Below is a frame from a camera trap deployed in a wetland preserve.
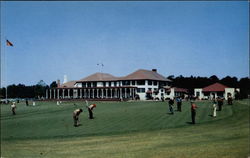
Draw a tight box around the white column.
[49,89,52,99]
[132,88,135,99]
[46,89,48,99]
[68,89,70,98]
[76,89,79,98]
[53,89,56,99]
[120,88,122,99]
[80,89,82,98]
[115,88,118,98]
[97,89,99,98]
[57,89,60,99]
[88,89,90,98]
[130,88,132,98]
[102,89,104,98]
[84,89,86,98]
[62,89,65,99]
[125,88,127,98]
[92,89,94,98]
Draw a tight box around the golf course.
[1,99,249,158]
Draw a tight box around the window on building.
[153,81,158,86]
[132,80,135,85]
[122,80,130,85]
[82,83,86,87]
[137,88,145,93]
[114,82,117,87]
[196,92,200,97]
[159,82,166,88]
[148,80,152,85]
[137,80,145,85]
[87,82,91,87]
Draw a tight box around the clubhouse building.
[194,82,240,100]
[46,69,175,101]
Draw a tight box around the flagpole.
[2,38,8,104]
[5,39,8,104]
[4,38,14,104]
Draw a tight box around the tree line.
[0,80,57,99]
[0,76,249,99]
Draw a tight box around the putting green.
[1,100,249,158]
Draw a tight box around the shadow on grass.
[167,113,174,115]
[186,122,194,125]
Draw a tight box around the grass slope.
[1,100,249,158]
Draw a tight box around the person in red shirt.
[88,104,96,119]
[191,101,198,124]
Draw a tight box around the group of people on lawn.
[9,100,97,127]
[10,94,233,127]
[73,103,96,127]
[168,95,232,124]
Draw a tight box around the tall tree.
[220,76,238,88]
[209,75,219,83]
[50,81,57,88]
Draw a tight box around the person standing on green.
[176,97,182,112]
[191,101,198,124]
[212,99,217,117]
[11,102,17,115]
[217,97,224,111]
[168,98,174,114]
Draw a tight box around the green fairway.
[1,100,249,158]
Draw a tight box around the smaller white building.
[194,83,240,100]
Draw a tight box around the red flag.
[6,40,13,46]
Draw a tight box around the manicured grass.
[1,100,249,158]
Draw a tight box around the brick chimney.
[57,79,60,88]
[152,69,157,72]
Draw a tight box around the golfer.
[212,99,217,117]
[73,108,83,127]
[88,104,96,119]
[217,97,224,111]
[11,102,17,115]
[168,98,174,114]
[227,95,233,105]
[190,101,198,124]
[176,97,182,112]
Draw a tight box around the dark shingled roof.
[75,69,171,83]
[121,69,171,81]
[202,83,229,92]
[77,73,119,82]
[59,81,76,88]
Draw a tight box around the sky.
[0,1,249,86]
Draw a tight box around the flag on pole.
[6,40,13,46]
